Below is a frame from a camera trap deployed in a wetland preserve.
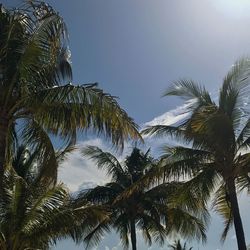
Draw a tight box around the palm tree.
[143,59,250,250]
[81,146,207,250]
[169,240,193,250]
[0,145,108,250]
[0,1,140,181]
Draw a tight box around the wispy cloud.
[140,102,194,156]
[58,103,189,191]
[58,138,111,192]
[143,101,191,128]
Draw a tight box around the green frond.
[113,213,130,249]
[84,217,112,249]
[1,1,70,108]
[11,145,35,180]
[188,106,235,153]
[110,167,162,205]
[164,79,213,108]
[235,174,250,192]
[138,213,166,246]
[184,166,220,203]
[21,119,58,184]
[141,125,185,140]
[56,142,77,164]
[212,184,233,242]
[69,203,111,244]
[166,207,207,243]
[160,145,213,179]
[82,146,127,182]
[161,146,212,160]
[82,183,124,205]
[236,117,250,148]
[237,134,250,151]
[219,58,250,136]
[27,84,141,148]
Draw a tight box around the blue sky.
[4,0,250,249]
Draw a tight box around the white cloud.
[140,102,194,156]
[143,102,191,128]
[142,99,197,131]
[58,103,192,191]
[58,138,111,192]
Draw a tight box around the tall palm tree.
[0,1,140,181]
[81,146,207,250]
[143,59,250,250]
[169,240,193,250]
[0,145,108,250]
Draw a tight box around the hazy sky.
[3,0,250,249]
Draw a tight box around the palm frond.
[21,119,58,184]
[189,166,220,198]
[142,125,185,140]
[56,142,76,164]
[164,79,213,108]
[27,84,141,148]
[166,207,207,243]
[82,183,124,204]
[236,118,250,149]
[219,58,250,135]
[138,213,166,246]
[108,213,130,249]
[212,184,233,242]
[82,146,128,182]
[84,217,112,249]
[160,145,212,179]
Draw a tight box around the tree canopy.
[143,58,250,250]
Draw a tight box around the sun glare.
[213,0,250,18]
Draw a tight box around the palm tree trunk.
[227,178,247,250]
[130,219,137,250]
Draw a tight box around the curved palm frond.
[160,145,213,179]
[142,125,185,140]
[83,217,112,249]
[164,79,213,109]
[137,212,166,246]
[82,146,128,182]
[0,1,141,182]
[219,58,250,134]
[20,118,58,184]
[24,84,141,148]
[166,207,207,243]
[213,184,233,242]
[82,183,124,205]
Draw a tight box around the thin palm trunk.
[227,179,247,250]
[130,218,137,250]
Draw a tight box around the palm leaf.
[82,146,127,181]
[164,79,213,109]
[213,184,233,242]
